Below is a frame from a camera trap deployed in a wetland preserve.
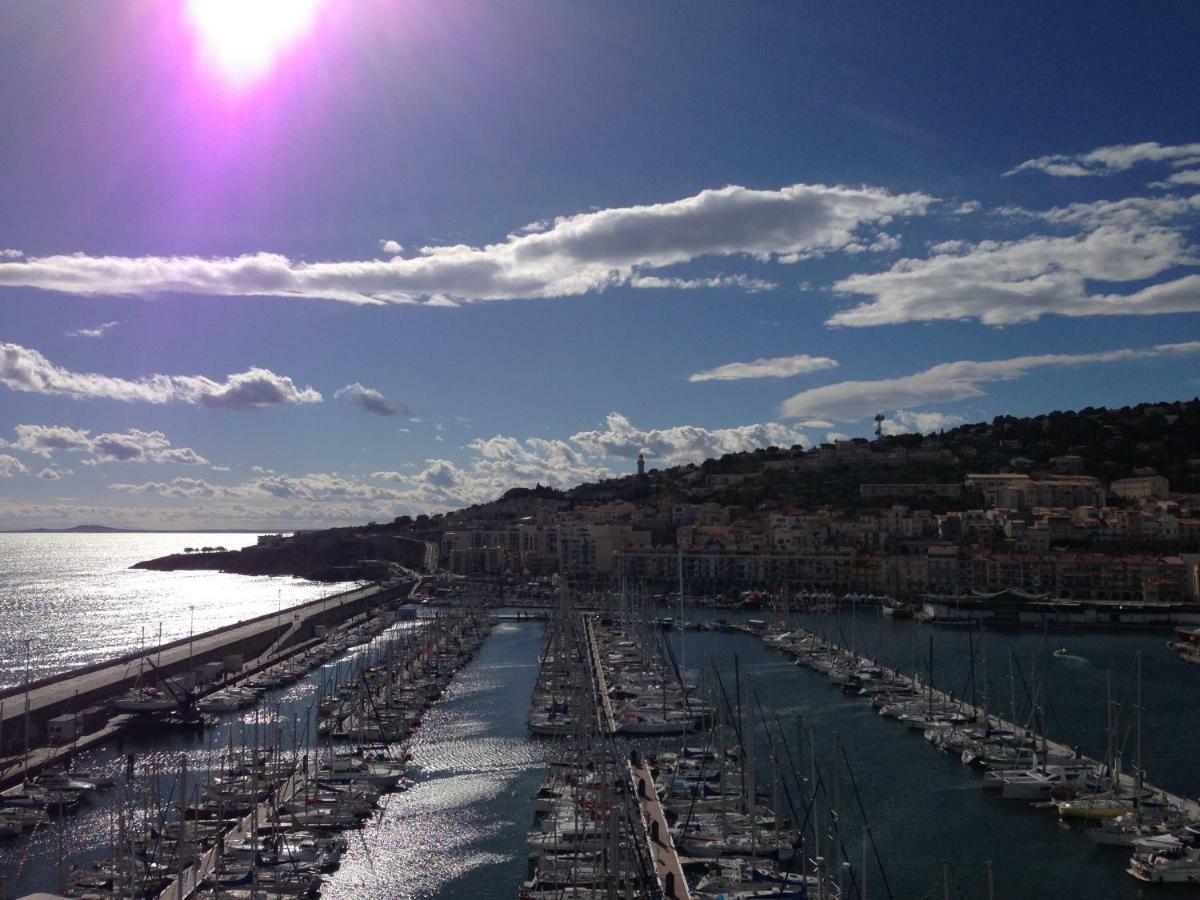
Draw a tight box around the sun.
[185,0,324,89]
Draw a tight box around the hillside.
[431,398,1200,528]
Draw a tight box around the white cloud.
[334,383,413,417]
[65,320,119,339]
[92,429,208,464]
[372,437,611,509]
[0,454,28,477]
[828,221,1199,327]
[825,432,850,443]
[9,409,840,527]
[1150,169,1200,189]
[689,353,838,383]
[110,477,238,499]
[1005,142,1200,177]
[7,424,93,456]
[1036,194,1200,228]
[630,274,777,292]
[0,342,321,409]
[116,435,610,516]
[843,232,901,254]
[779,342,1200,422]
[570,412,810,465]
[0,250,22,259]
[954,201,982,215]
[0,182,932,305]
[379,239,404,255]
[8,424,208,465]
[881,410,964,435]
[36,467,61,480]
[928,239,967,254]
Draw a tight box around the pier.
[582,615,617,735]
[0,581,411,783]
[5,604,492,899]
[631,755,691,900]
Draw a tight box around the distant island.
[21,524,134,534]
[10,525,271,534]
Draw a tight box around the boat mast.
[1135,650,1143,802]
[23,637,32,776]
[677,548,685,673]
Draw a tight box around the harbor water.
[669,623,1200,899]
[2,613,1198,897]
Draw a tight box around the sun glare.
[186,0,324,89]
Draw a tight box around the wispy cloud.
[65,320,119,339]
[630,274,777,292]
[28,409,821,525]
[1005,141,1200,177]
[689,354,838,383]
[0,183,932,305]
[334,383,413,417]
[779,342,1200,422]
[6,424,208,465]
[828,194,1200,327]
[1150,169,1200,189]
[0,341,322,409]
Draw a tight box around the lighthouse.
[637,453,646,477]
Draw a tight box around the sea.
[2,533,1199,898]
[0,532,364,689]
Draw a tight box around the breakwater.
[0,581,411,769]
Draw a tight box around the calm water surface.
[0,533,363,688]
[323,619,550,899]
[668,612,1200,900]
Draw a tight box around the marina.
[2,571,1200,897]
[1,601,492,899]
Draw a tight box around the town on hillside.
[425,400,1200,620]
[166,400,1200,623]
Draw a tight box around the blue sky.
[1,0,1198,529]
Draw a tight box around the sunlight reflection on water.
[321,621,549,899]
[0,533,363,687]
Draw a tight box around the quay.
[732,620,1200,823]
[631,754,691,900]
[0,580,412,783]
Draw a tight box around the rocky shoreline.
[133,527,433,582]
